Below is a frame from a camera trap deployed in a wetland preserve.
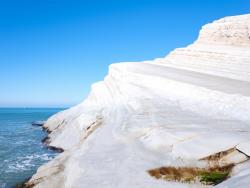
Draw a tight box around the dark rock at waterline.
[47,146,64,153]
[42,126,51,133]
[12,177,34,188]
[41,136,50,144]
[31,121,45,126]
[42,136,64,153]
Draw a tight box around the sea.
[0,108,64,188]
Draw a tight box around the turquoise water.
[0,108,64,188]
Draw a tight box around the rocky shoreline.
[41,127,64,153]
[13,124,64,188]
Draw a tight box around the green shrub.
[199,171,229,185]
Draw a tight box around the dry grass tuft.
[148,163,234,185]
[201,148,235,161]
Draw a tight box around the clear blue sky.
[0,0,249,107]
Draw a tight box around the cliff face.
[161,14,250,82]
[28,14,250,188]
[197,14,250,46]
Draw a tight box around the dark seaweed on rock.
[31,121,45,126]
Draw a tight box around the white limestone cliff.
[28,14,250,188]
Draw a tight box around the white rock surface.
[29,14,250,188]
[237,140,250,157]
